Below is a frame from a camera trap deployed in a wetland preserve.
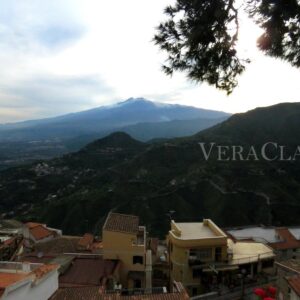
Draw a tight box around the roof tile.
[288,276,300,296]
[103,213,139,234]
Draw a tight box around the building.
[18,252,120,290]
[102,213,152,290]
[228,226,300,260]
[0,261,59,300]
[168,219,275,296]
[50,281,189,300]
[287,276,300,300]
[23,222,62,244]
[276,259,300,300]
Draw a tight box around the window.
[133,256,144,264]
[192,269,202,278]
[215,247,222,262]
[190,248,212,260]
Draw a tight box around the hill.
[1,103,300,237]
[0,98,229,169]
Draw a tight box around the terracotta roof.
[30,225,55,241]
[0,273,30,288]
[77,234,94,249]
[32,263,59,280]
[0,262,58,296]
[288,276,300,296]
[269,228,300,250]
[26,222,43,229]
[34,236,81,253]
[103,213,139,234]
[59,257,118,287]
[50,287,189,300]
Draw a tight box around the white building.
[0,261,59,300]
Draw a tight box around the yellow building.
[102,213,152,290]
[168,219,275,296]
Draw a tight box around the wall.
[103,230,146,288]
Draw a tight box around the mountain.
[0,98,229,169]
[0,98,230,141]
[1,102,299,237]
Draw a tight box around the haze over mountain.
[0,98,229,169]
[0,98,229,140]
[0,102,299,236]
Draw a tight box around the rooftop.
[288,276,300,296]
[26,222,44,229]
[0,273,29,289]
[30,225,54,241]
[270,228,300,250]
[0,261,58,290]
[276,259,300,274]
[170,219,227,240]
[228,226,300,247]
[227,227,278,243]
[228,239,275,265]
[103,213,139,234]
[34,236,81,253]
[59,256,119,287]
[77,233,94,250]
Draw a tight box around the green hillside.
[1,103,300,237]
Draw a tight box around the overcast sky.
[0,0,300,123]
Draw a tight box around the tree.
[154,0,300,94]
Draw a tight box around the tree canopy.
[154,0,300,94]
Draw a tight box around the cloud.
[0,75,115,122]
[0,0,299,123]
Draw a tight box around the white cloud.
[0,0,299,122]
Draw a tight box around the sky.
[0,0,300,123]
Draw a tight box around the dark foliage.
[154,0,300,93]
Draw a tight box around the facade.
[168,219,275,296]
[228,226,300,260]
[276,259,300,300]
[0,261,59,300]
[50,281,189,300]
[102,213,152,289]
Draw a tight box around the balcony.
[133,226,146,247]
[188,255,208,267]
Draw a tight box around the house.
[50,281,189,300]
[102,213,152,290]
[0,261,59,300]
[17,252,121,290]
[58,254,120,289]
[23,222,61,244]
[76,233,94,251]
[168,219,275,296]
[227,226,300,260]
[276,259,300,300]
[287,276,300,300]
